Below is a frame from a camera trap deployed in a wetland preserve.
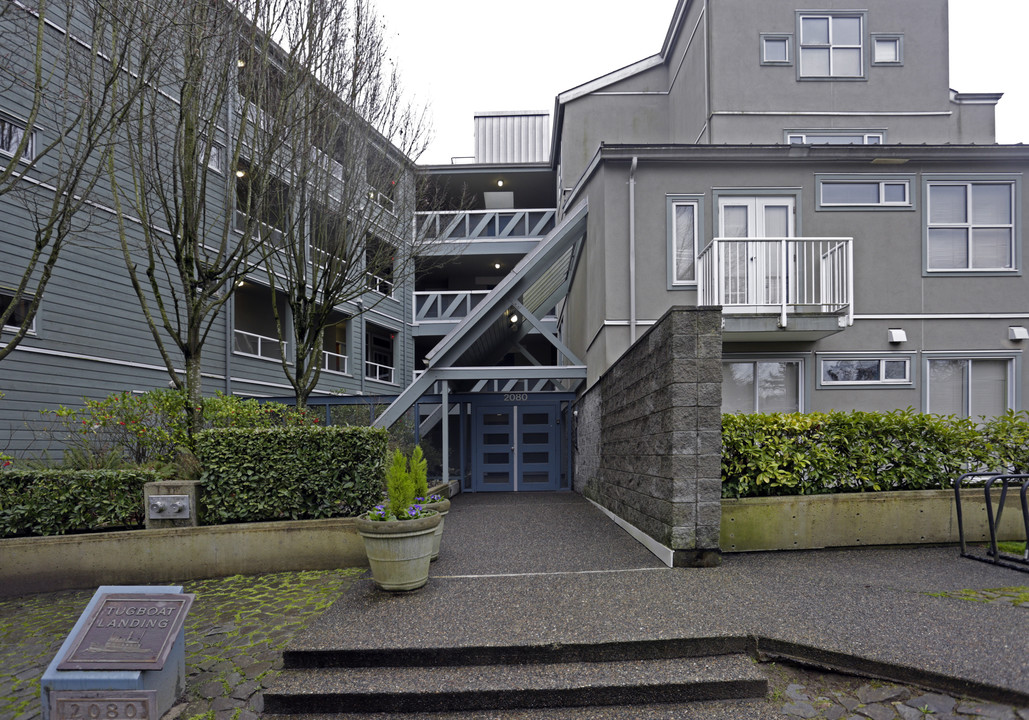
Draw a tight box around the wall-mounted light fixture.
[496,179,505,188]
[235,169,246,178]
[1008,326,1029,341]
[887,328,907,343]
[493,262,502,270]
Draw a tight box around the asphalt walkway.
[285,492,1029,717]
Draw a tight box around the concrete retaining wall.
[0,518,367,597]
[722,489,1027,552]
[578,307,723,567]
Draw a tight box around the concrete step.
[263,653,768,714]
[281,635,751,669]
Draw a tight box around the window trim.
[922,174,1021,276]
[816,174,915,211]
[871,33,904,66]
[796,11,867,80]
[817,353,915,388]
[0,289,36,335]
[922,351,1020,417]
[760,33,793,66]
[666,194,704,288]
[722,356,806,414]
[0,114,36,163]
[787,130,884,145]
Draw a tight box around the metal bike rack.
[954,471,1029,573]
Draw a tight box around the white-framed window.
[204,140,224,174]
[723,359,803,413]
[820,357,911,386]
[365,322,396,384]
[926,355,1014,419]
[798,13,865,78]
[1,290,34,334]
[871,34,903,65]
[0,116,35,161]
[667,196,701,286]
[787,131,883,145]
[925,179,1017,272]
[817,176,912,209]
[760,34,792,65]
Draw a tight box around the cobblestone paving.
[0,569,363,720]
[0,575,1026,720]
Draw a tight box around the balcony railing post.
[779,237,788,328]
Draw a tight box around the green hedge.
[0,469,159,537]
[195,425,388,524]
[721,409,1029,498]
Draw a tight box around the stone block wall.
[576,307,723,567]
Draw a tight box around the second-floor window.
[0,117,34,161]
[1,290,33,333]
[926,181,1016,272]
[798,14,864,78]
[669,199,699,285]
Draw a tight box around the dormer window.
[798,13,865,78]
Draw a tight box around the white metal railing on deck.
[413,290,490,323]
[234,329,284,360]
[416,209,556,242]
[698,237,853,328]
[322,350,348,375]
[365,360,395,384]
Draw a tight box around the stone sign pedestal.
[41,586,193,720]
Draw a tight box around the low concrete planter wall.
[0,517,367,597]
[721,489,1027,552]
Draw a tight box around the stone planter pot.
[422,498,451,561]
[355,513,441,592]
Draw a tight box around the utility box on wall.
[144,480,201,529]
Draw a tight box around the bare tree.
[0,0,157,362]
[252,0,437,410]
[106,0,319,438]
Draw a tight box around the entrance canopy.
[375,200,589,429]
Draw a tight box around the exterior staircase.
[263,637,768,715]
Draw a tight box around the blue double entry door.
[472,399,560,492]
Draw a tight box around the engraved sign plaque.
[57,593,193,671]
[51,690,157,720]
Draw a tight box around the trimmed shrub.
[195,425,388,524]
[32,390,320,467]
[0,469,159,537]
[721,409,990,498]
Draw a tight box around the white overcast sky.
[375,1,1029,165]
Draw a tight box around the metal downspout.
[629,156,638,344]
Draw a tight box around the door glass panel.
[928,359,966,416]
[523,432,548,444]
[722,205,748,237]
[521,473,549,485]
[484,453,509,464]
[969,359,1008,419]
[483,472,510,485]
[523,452,549,464]
[763,206,789,237]
[522,413,548,425]
[483,433,508,444]
[483,412,508,426]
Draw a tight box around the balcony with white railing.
[416,209,556,244]
[234,329,285,361]
[698,237,853,340]
[323,349,348,375]
[365,360,395,384]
